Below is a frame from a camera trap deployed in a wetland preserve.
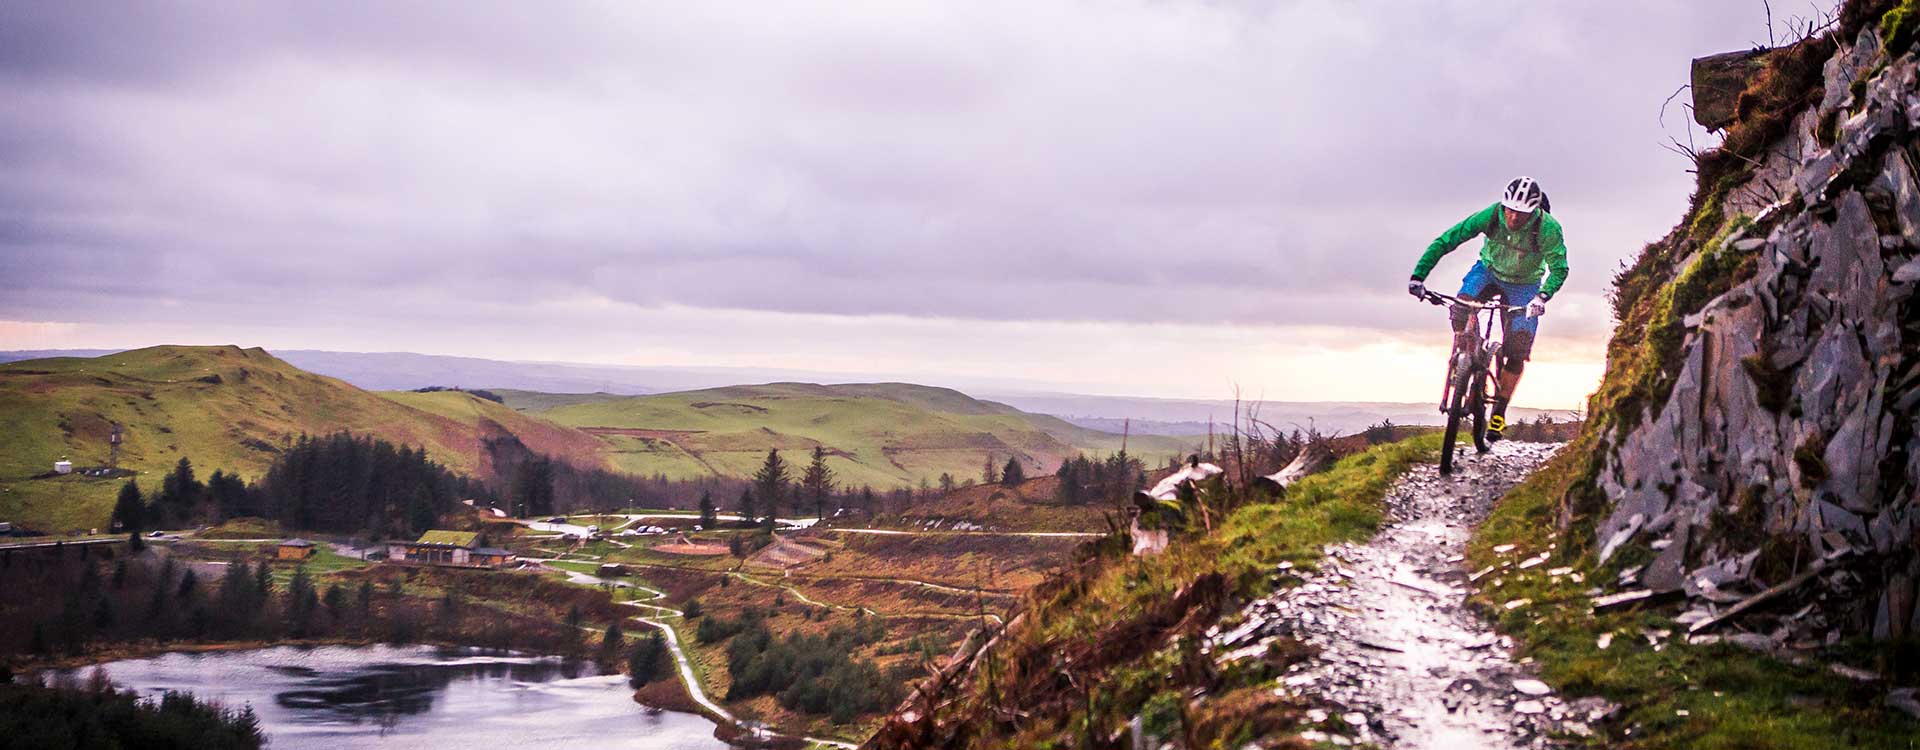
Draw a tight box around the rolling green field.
[0,346,616,533]
[529,382,1197,489]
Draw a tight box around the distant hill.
[3,348,852,395]
[0,346,618,531]
[981,393,1577,436]
[3,349,1580,437]
[528,382,1197,490]
[0,349,121,364]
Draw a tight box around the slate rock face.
[1601,37,1920,645]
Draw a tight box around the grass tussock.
[1875,0,1920,51]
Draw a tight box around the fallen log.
[1131,455,1222,555]
[1687,559,1830,634]
[1252,442,1334,495]
[1137,455,1224,503]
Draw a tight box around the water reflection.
[48,645,727,749]
[272,651,585,727]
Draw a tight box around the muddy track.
[1210,441,1612,748]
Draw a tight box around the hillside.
[1541,2,1919,643]
[376,389,611,470]
[0,346,615,531]
[530,382,1196,489]
[0,349,1193,532]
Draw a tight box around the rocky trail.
[1209,441,1610,748]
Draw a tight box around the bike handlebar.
[1419,290,1528,313]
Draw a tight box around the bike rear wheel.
[1439,369,1470,476]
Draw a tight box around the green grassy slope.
[488,388,628,413]
[376,390,612,469]
[531,383,1195,488]
[0,346,613,532]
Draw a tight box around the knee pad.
[1503,329,1535,373]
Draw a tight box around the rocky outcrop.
[1692,48,1773,131]
[1593,28,1920,646]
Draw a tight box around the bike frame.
[1427,291,1520,415]
[1421,290,1528,471]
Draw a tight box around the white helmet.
[1500,176,1545,213]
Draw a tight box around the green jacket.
[1412,202,1569,299]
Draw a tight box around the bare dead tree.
[1660,83,1704,165]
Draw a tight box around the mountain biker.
[1405,177,1569,442]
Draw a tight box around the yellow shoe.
[1487,414,1507,442]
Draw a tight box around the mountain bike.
[1420,291,1528,476]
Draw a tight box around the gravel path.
[1210,441,1611,748]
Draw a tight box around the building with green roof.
[386,530,515,569]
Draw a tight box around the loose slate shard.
[1829,663,1881,682]
[1591,589,1682,613]
[1888,688,1920,720]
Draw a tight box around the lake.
[44,644,728,749]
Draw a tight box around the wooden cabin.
[276,538,316,560]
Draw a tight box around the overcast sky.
[0,1,1783,408]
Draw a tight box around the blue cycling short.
[1455,261,1539,363]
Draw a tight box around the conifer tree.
[287,566,318,636]
[751,449,789,521]
[698,490,717,528]
[737,488,756,528]
[158,457,204,525]
[253,560,274,608]
[800,446,835,519]
[112,480,146,533]
[322,584,346,620]
[599,619,626,667]
[628,630,667,688]
[1001,457,1025,486]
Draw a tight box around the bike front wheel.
[1469,368,1490,454]
[1439,370,1471,476]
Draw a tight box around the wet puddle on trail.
[1209,442,1615,748]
